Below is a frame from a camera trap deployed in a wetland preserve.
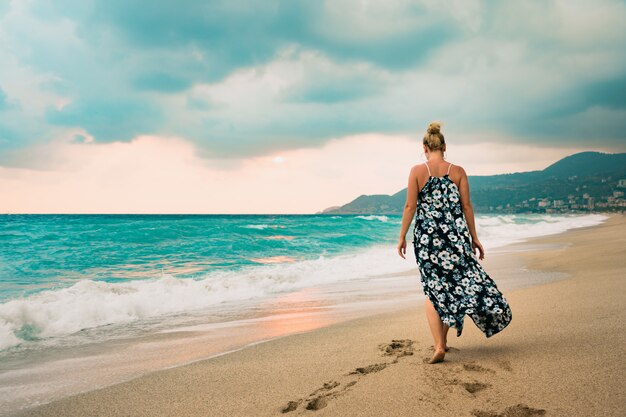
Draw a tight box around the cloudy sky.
[0,0,624,213]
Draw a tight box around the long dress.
[412,162,512,338]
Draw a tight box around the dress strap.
[447,163,453,175]
[425,162,431,176]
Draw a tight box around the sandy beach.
[15,214,625,417]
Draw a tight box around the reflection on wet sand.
[254,288,339,337]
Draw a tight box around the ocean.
[0,213,608,413]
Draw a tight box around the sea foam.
[355,215,390,222]
[477,213,608,250]
[0,245,413,350]
[0,213,608,350]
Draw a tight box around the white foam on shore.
[0,246,413,350]
[355,215,390,222]
[477,213,608,251]
[0,213,609,350]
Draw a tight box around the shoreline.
[1,215,604,414]
[12,213,625,416]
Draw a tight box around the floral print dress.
[412,162,512,338]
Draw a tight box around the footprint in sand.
[282,380,356,413]
[281,400,302,413]
[281,339,416,413]
[463,362,496,374]
[378,339,415,358]
[308,380,339,396]
[305,397,327,411]
[462,381,490,394]
[349,363,388,375]
[472,403,546,417]
[444,378,491,394]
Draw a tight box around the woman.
[397,121,512,364]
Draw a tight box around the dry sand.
[16,214,626,417]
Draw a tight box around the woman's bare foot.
[428,348,446,364]
[431,345,451,352]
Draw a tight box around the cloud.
[0,133,593,214]
[0,0,625,170]
[281,62,389,104]
[132,72,192,93]
[56,0,457,71]
[0,124,18,147]
[0,88,13,111]
[47,98,163,142]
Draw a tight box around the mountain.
[542,151,626,177]
[318,151,626,214]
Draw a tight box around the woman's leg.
[425,298,446,363]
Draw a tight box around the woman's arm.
[397,166,419,259]
[457,167,485,260]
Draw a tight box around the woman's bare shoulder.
[409,163,428,173]
[449,162,467,176]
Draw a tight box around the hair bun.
[427,121,441,135]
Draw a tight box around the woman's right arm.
[457,167,485,260]
[397,165,419,259]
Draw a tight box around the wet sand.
[16,214,625,417]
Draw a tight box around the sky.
[0,0,625,214]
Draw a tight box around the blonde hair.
[422,121,445,152]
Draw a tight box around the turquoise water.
[0,214,397,301]
[0,213,608,351]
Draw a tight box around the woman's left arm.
[397,166,419,259]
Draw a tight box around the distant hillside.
[318,151,626,214]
